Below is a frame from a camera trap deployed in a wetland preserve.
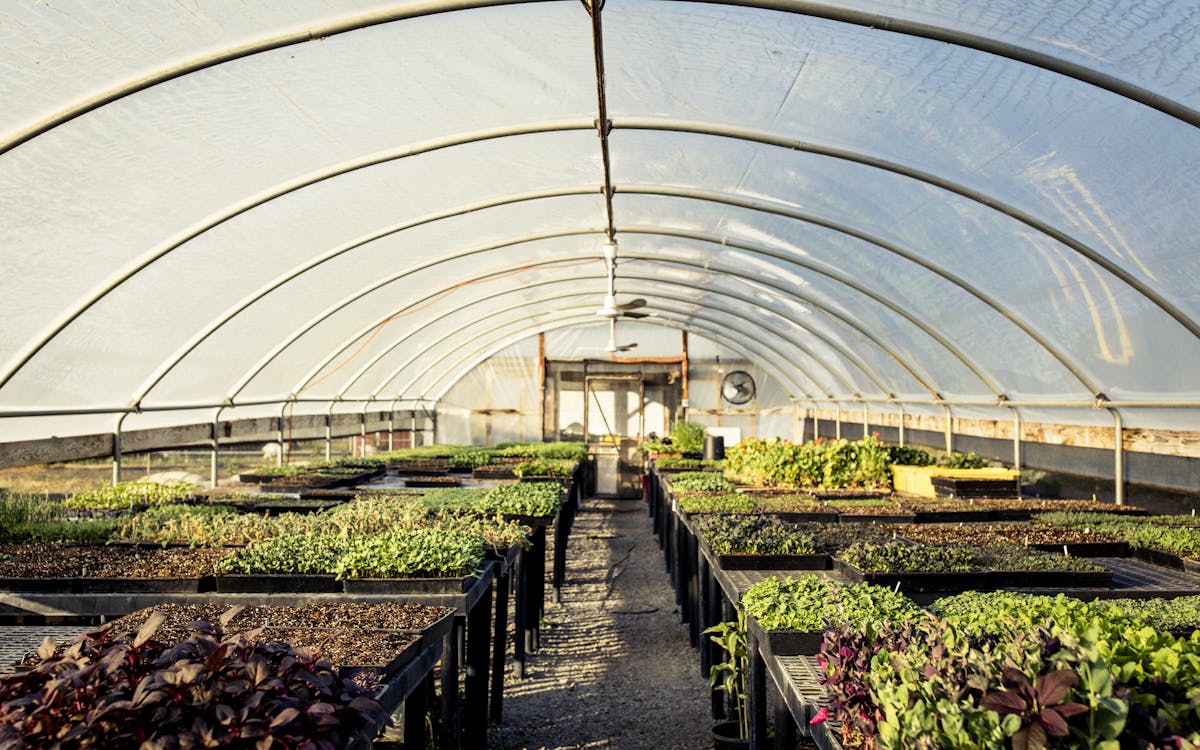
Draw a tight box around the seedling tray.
[341,567,491,595]
[747,614,824,658]
[764,511,839,524]
[836,512,917,525]
[714,553,831,571]
[213,574,341,593]
[0,577,208,594]
[1131,547,1200,575]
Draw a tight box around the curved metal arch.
[0,120,596,395]
[8,116,1182,397]
[341,287,855,401]
[620,185,1101,396]
[8,0,1195,157]
[615,119,1200,343]
[128,186,598,407]
[697,0,1200,130]
[625,234,1005,396]
[220,238,945,407]
[329,274,895,398]
[383,305,816,401]
[0,0,564,156]
[425,313,808,405]
[135,181,1096,410]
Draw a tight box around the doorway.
[545,361,683,498]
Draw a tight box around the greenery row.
[1038,511,1200,559]
[0,483,566,578]
[741,577,1200,748]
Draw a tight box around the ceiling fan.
[604,318,637,353]
[595,241,649,320]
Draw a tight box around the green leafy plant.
[331,527,485,579]
[741,575,923,633]
[512,458,575,478]
[669,471,737,493]
[705,612,749,740]
[937,451,990,469]
[886,445,934,466]
[483,483,565,516]
[0,614,386,748]
[695,514,817,555]
[62,480,196,510]
[0,493,115,543]
[725,436,892,489]
[654,456,725,471]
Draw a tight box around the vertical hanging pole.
[862,402,869,439]
[941,404,953,454]
[897,404,906,447]
[835,405,842,440]
[1009,407,1023,498]
[112,413,128,487]
[411,412,419,448]
[1110,408,1125,506]
[210,406,225,489]
[812,402,819,442]
[430,405,439,445]
[792,399,804,443]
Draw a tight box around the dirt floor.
[488,498,714,750]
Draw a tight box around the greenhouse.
[1,1,1199,748]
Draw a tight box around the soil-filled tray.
[0,543,225,581]
[341,567,489,595]
[213,574,342,593]
[837,512,917,525]
[833,559,990,593]
[714,553,832,571]
[747,614,824,658]
[472,467,516,480]
[903,508,994,524]
[257,627,422,678]
[763,511,839,524]
[0,576,209,594]
[25,602,457,677]
[971,498,1147,521]
[833,558,1113,593]
[402,475,463,488]
[884,523,1128,557]
[251,499,342,515]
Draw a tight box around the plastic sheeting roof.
[2,0,1199,441]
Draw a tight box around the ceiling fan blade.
[622,311,649,319]
[616,298,647,311]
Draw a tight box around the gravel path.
[488,498,713,750]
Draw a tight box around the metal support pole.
[387,399,397,453]
[360,403,369,458]
[325,402,335,461]
[112,413,129,487]
[1009,407,1023,499]
[835,405,842,439]
[411,412,419,448]
[1110,408,1125,506]
[898,404,905,447]
[941,404,953,454]
[862,402,869,439]
[812,403,819,442]
[210,406,225,489]
[276,402,287,468]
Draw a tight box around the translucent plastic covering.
[2,0,1199,446]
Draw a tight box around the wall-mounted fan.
[721,370,756,404]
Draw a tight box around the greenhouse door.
[584,374,645,498]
